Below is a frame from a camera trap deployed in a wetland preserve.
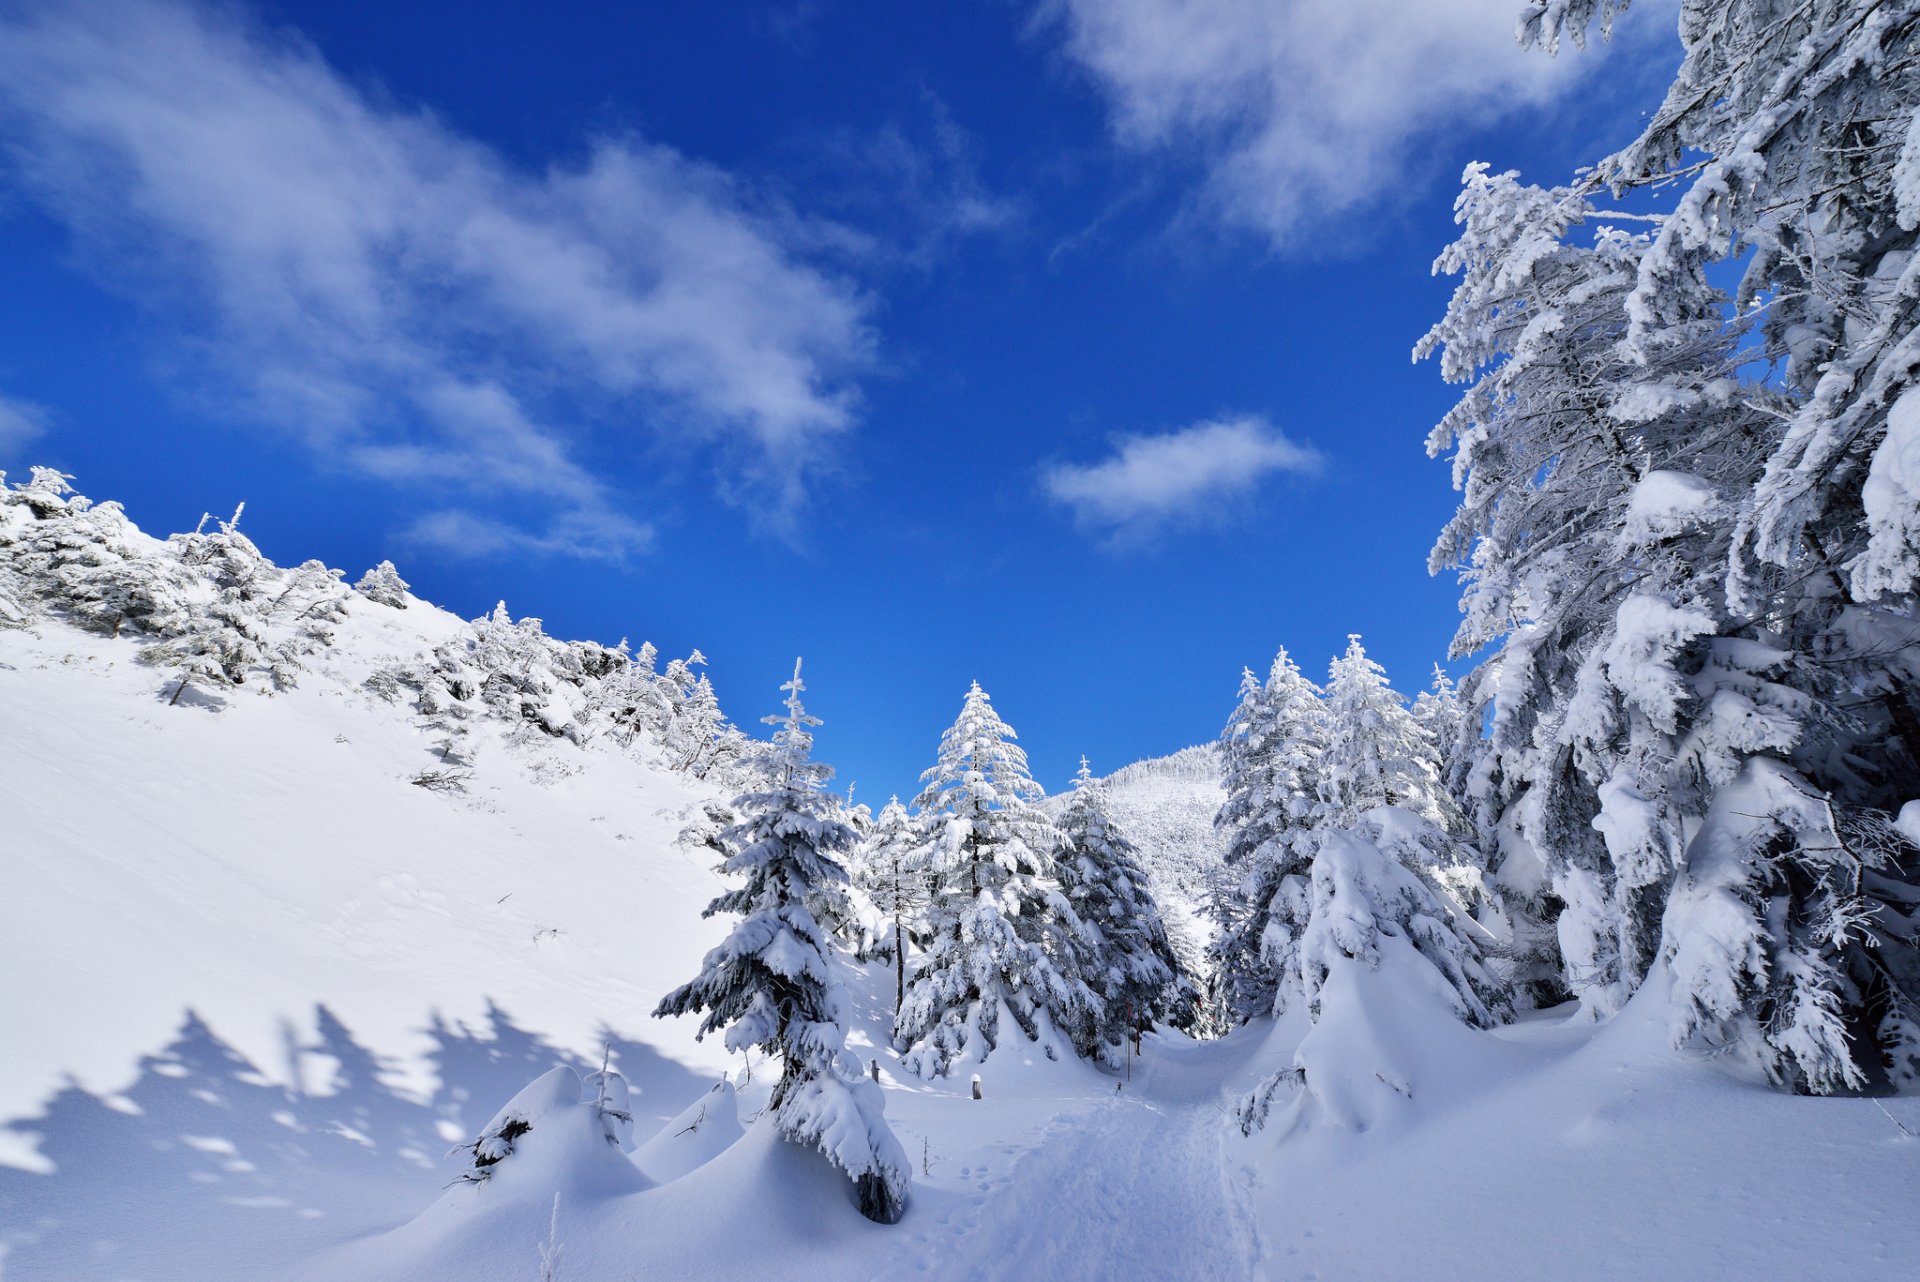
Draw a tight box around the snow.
[5,584,1919,1279]
[1858,383,1920,597]
[1619,469,1720,545]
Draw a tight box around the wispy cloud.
[0,394,48,455]
[1042,414,1320,545]
[1038,0,1668,249]
[773,91,1024,272]
[0,0,876,556]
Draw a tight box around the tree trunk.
[894,918,905,1012]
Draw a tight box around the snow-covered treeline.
[1408,0,1920,1093]
[838,682,1195,1074]
[0,467,753,784]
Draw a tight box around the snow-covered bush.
[1239,810,1502,1135]
[354,559,410,608]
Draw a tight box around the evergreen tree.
[353,560,410,608]
[894,682,1094,1075]
[1320,636,1439,826]
[1209,648,1327,1022]
[1056,759,1185,1057]
[654,660,908,1223]
[858,797,934,1013]
[1414,3,1920,1089]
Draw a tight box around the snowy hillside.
[0,595,759,1274]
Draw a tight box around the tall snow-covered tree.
[858,797,933,1012]
[1209,649,1327,1022]
[653,659,909,1223]
[1411,2,1920,1090]
[894,681,1094,1075]
[1055,759,1187,1056]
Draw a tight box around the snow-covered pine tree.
[1207,666,1282,1021]
[1209,650,1329,1022]
[142,588,270,705]
[353,559,409,608]
[1319,636,1441,826]
[1236,646,1506,1133]
[653,659,909,1223]
[1055,759,1186,1057]
[859,797,933,1012]
[894,682,1095,1075]
[142,506,272,704]
[11,489,188,638]
[1412,4,1920,1089]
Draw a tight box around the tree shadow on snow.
[0,1002,710,1281]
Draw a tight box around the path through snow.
[883,1038,1264,1282]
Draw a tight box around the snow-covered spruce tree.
[1056,759,1187,1056]
[1208,650,1327,1022]
[1320,635,1444,826]
[859,797,934,1012]
[1206,667,1282,1022]
[1410,4,1920,1090]
[653,660,909,1223]
[894,682,1095,1075]
[353,559,409,608]
[265,559,350,689]
[579,640,672,752]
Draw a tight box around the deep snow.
[4,613,1919,1281]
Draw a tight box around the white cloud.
[1040,0,1667,247]
[1042,414,1320,543]
[0,394,47,454]
[0,0,875,554]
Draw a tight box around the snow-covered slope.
[0,593,747,1276]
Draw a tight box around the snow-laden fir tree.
[1055,758,1187,1057]
[1413,2,1920,1090]
[858,797,933,1012]
[354,559,409,609]
[1209,649,1327,1022]
[653,659,909,1223]
[894,681,1095,1075]
[1319,636,1442,826]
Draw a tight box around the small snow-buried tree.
[653,659,909,1224]
[1237,811,1506,1136]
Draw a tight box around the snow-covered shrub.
[1239,809,1503,1135]
[354,559,410,608]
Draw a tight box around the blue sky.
[0,0,1679,801]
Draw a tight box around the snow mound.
[633,1080,744,1183]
